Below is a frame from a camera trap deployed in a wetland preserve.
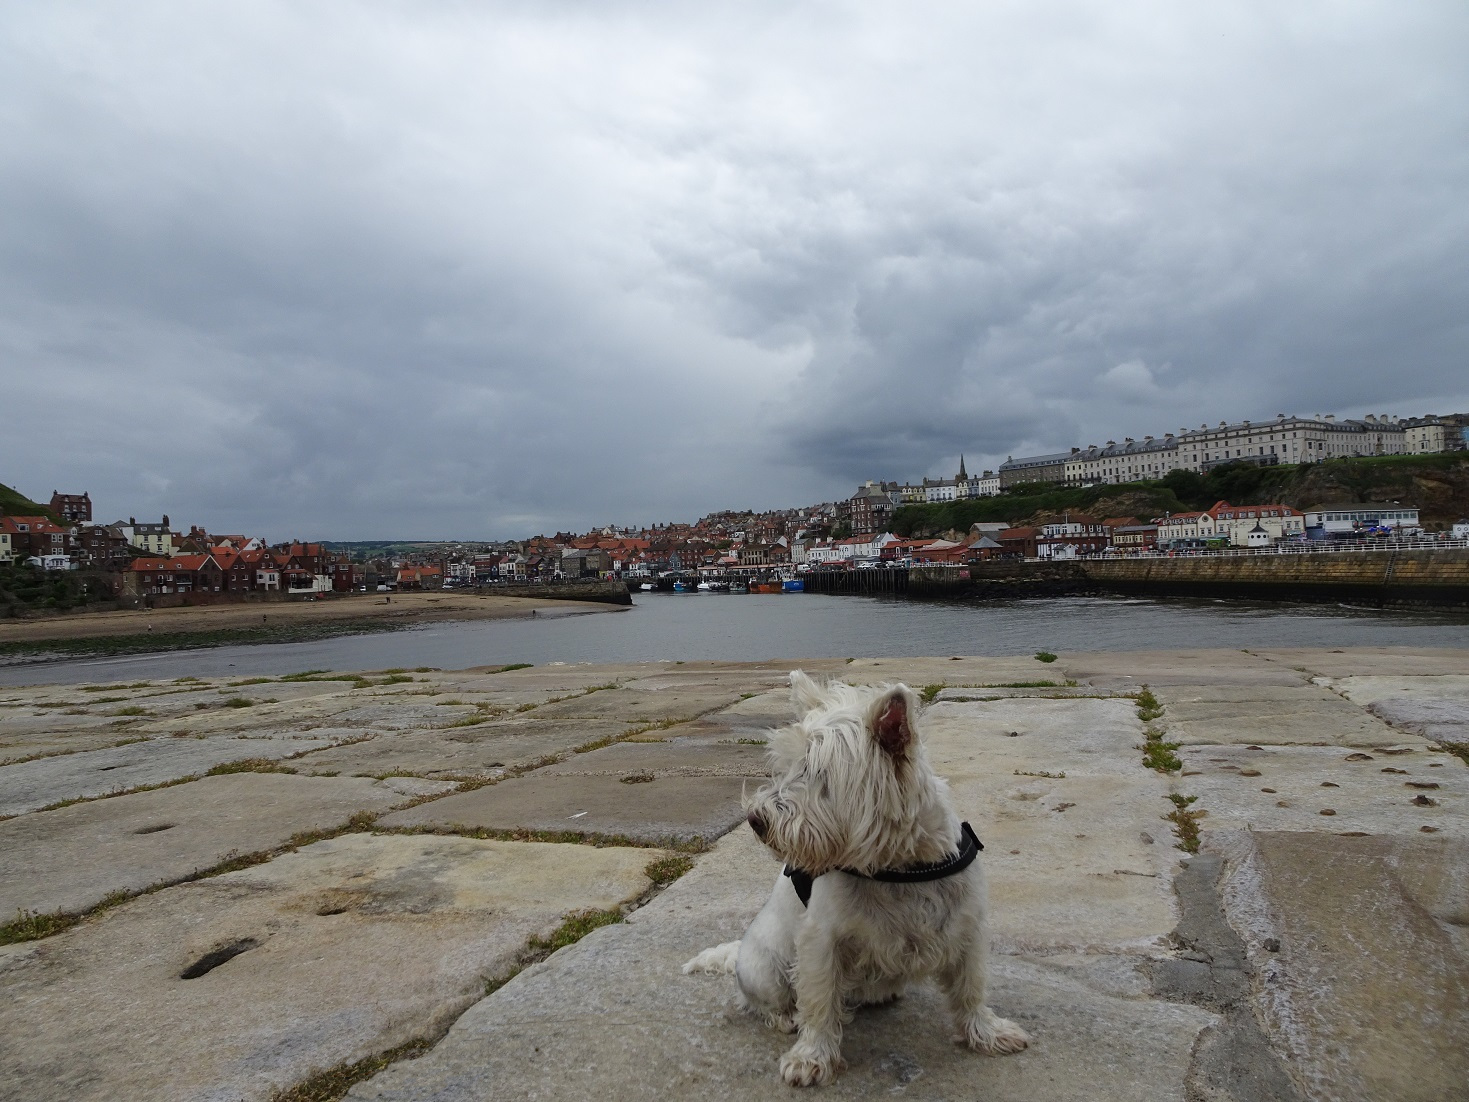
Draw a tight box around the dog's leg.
[780,925,847,1087]
[938,928,1030,1056]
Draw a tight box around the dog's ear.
[789,670,826,715]
[872,686,915,757]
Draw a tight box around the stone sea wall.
[478,579,632,605]
[1076,548,1469,606]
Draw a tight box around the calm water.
[3,593,1468,687]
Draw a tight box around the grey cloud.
[1,2,1465,537]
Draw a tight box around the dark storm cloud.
[1,2,1465,537]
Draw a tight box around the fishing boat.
[673,580,691,592]
[729,581,749,594]
[750,581,781,594]
[782,578,805,592]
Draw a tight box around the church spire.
[957,453,968,481]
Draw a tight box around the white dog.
[683,671,1029,1087]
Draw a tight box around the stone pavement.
[0,648,1465,1101]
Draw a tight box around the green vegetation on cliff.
[0,482,56,520]
[892,454,1469,537]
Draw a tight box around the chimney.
[1124,437,1135,444]
[1144,435,1154,441]
[1071,447,1080,454]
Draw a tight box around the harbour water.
[2,592,1468,687]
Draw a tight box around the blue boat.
[673,581,690,592]
[782,578,804,592]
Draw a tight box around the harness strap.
[783,822,983,908]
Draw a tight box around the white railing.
[1086,538,1469,561]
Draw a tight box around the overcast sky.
[3,2,1466,540]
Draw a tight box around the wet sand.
[0,591,616,645]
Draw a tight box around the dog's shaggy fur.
[683,671,1029,1086]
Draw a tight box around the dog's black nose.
[747,811,768,839]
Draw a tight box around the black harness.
[782,821,984,908]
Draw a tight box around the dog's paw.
[681,941,741,975]
[960,1009,1030,1055]
[780,1043,845,1087]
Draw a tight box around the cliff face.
[1277,458,1469,527]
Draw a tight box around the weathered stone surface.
[290,718,630,779]
[0,735,342,817]
[0,774,405,917]
[1368,697,1469,743]
[0,727,150,762]
[530,687,740,724]
[845,655,1067,687]
[1250,647,1469,678]
[380,772,756,843]
[349,828,1213,1102]
[1179,744,1467,837]
[6,648,1469,1102]
[1163,695,1409,747]
[1315,673,1469,707]
[924,700,1178,950]
[1059,649,1299,688]
[0,834,662,1102]
[1220,831,1469,1102]
[539,738,770,778]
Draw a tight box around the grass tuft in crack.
[269,1038,435,1102]
[1165,793,1202,853]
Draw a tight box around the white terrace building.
[1172,414,1407,472]
[1065,414,1417,487]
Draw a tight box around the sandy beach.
[0,591,618,645]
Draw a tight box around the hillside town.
[1,409,1466,602]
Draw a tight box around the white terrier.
[683,671,1029,1087]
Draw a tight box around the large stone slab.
[923,700,1178,950]
[1249,647,1469,678]
[0,774,406,918]
[539,738,770,778]
[1315,674,1469,707]
[381,773,755,843]
[290,718,631,779]
[844,655,1068,688]
[0,735,342,818]
[529,687,740,724]
[1178,744,1467,837]
[349,828,1214,1102]
[0,834,663,1102]
[1058,648,1300,689]
[1162,695,1410,747]
[1368,697,1469,744]
[1220,831,1469,1102]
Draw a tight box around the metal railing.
[1079,538,1469,561]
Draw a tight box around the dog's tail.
[681,940,741,975]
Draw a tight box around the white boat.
[640,583,655,591]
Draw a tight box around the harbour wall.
[1073,549,1469,607]
[476,580,632,605]
[804,551,1469,607]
